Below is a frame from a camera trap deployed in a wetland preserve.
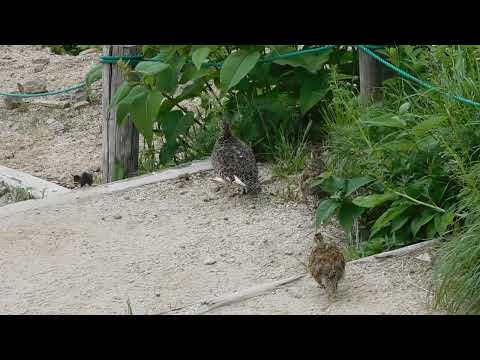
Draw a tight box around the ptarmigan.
[211,119,260,194]
[308,233,345,300]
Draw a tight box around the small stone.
[31,58,50,65]
[17,80,47,94]
[36,100,71,109]
[204,258,217,265]
[72,89,88,102]
[72,101,89,110]
[5,152,14,159]
[79,48,98,56]
[4,95,23,110]
[123,196,130,200]
[33,64,45,73]
[409,270,415,274]
[223,217,229,221]
[284,250,294,256]
[180,191,188,195]
[415,253,432,263]
[249,205,256,209]
[114,215,122,220]
[155,292,161,297]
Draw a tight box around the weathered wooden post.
[359,47,384,104]
[102,45,139,183]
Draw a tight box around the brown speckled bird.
[308,233,345,300]
[299,145,326,201]
[211,119,260,194]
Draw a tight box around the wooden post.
[359,48,384,104]
[102,45,139,183]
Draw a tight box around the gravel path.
[0,45,103,188]
[0,167,440,315]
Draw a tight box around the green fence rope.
[356,45,480,109]
[1,45,479,110]
[0,83,85,98]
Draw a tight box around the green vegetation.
[83,44,480,314]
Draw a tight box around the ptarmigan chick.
[308,233,345,300]
[211,119,260,194]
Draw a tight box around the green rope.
[0,82,85,98]
[1,45,479,110]
[357,45,480,109]
[99,55,144,64]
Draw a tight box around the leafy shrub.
[108,45,357,174]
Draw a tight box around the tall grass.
[323,46,480,313]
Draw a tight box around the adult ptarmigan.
[211,119,260,194]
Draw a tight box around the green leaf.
[370,201,412,238]
[299,71,330,115]
[398,102,411,114]
[273,50,332,74]
[353,192,399,208]
[154,66,177,94]
[338,201,365,237]
[318,176,346,194]
[344,176,374,197]
[411,115,447,137]
[315,199,341,228]
[434,210,455,236]
[220,50,261,91]
[192,47,210,70]
[135,61,170,76]
[411,208,437,238]
[85,63,102,87]
[113,160,125,181]
[126,89,163,145]
[158,111,195,164]
[115,85,147,126]
[363,115,407,128]
[112,82,133,106]
[180,65,211,83]
[391,215,411,233]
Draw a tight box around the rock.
[179,191,188,195]
[204,258,217,265]
[123,196,130,200]
[31,58,50,65]
[72,101,89,110]
[415,253,432,263]
[33,64,46,73]
[4,152,14,160]
[4,95,23,110]
[72,89,88,102]
[17,80,47,94]
[113,215,122,220]
[35,100,71,109]
[284,250,294,256]
[79,48,98,56]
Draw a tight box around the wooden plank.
[102,45,139,183]
[0,165,70,200]
[156,274,306,315]
[0,159,212,219]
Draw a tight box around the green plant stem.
[392,190,446,213]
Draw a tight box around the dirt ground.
[0,45,103,188]
[0,45,442,315]
[0,168,441,314]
